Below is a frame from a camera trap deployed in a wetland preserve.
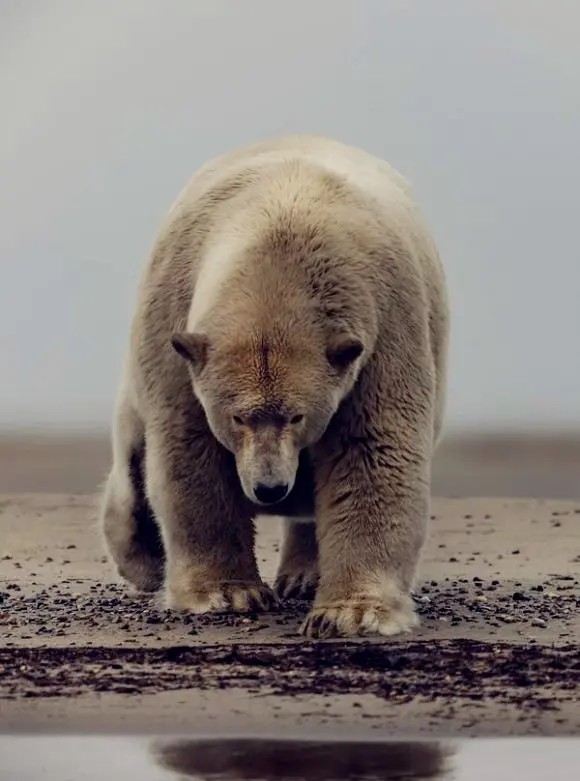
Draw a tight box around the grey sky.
[1,1,579,432]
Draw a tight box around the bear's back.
[177,134,414,223]
[175,136,432,332]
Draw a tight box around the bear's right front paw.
[165,581,278,614]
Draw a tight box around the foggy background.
[1,1,579,496]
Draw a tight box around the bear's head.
[171,328,364,506]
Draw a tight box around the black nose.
[254,483,289,505]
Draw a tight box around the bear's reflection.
[151,738,452,780]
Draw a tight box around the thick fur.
[100,135,449,638]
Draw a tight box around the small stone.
[531,618,547,628]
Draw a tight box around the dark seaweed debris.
[1,640,577,712]
[1,569,578,643]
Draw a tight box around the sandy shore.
[1,432,579,497]
[1,494,578,736]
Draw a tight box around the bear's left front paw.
[300,598,419,639]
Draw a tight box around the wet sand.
[1,494,578,736]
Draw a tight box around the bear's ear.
[326,335,364,371]
[171,332,209,372]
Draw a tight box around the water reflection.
[0,736,578,780]
[152,739,452,780]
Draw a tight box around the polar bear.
[100,135,449,638]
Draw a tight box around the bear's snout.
[253,482,289,506]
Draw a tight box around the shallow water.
[0,737,578,780]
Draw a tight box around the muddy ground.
[0,494,578,736]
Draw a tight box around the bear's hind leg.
[274,518,319,601]
[100,398,164,592]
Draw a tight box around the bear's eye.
[290,414,304,425]
[232,415,244,426]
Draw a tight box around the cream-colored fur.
[100,135,449,638]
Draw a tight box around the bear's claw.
[166,581,279,614]
[300,599,419,639]
[274,570,318,601]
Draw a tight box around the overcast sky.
[1,0,579,432]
